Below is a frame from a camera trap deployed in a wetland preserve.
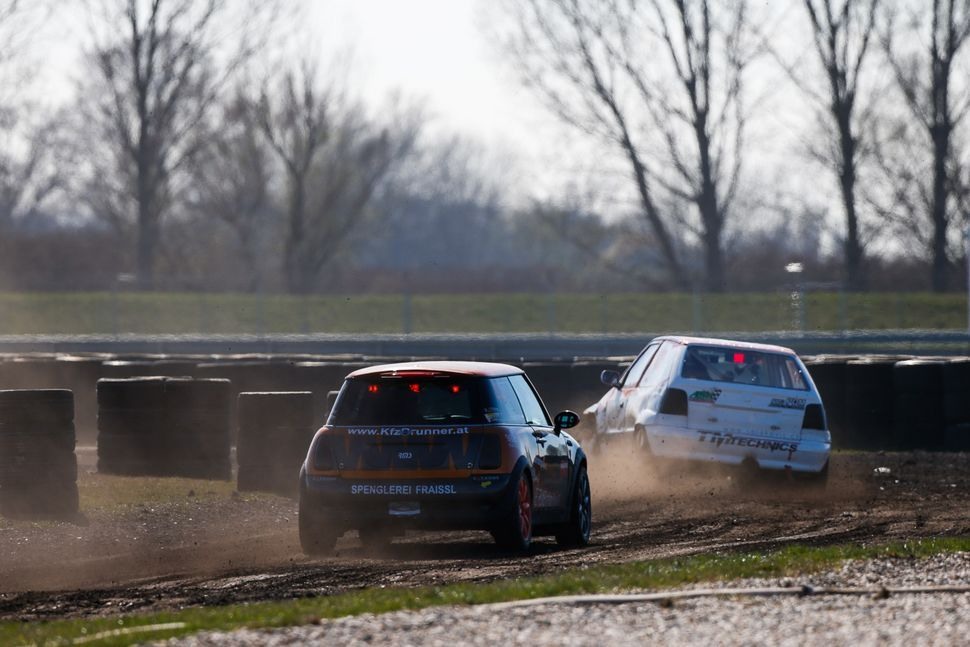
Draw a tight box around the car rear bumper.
[646,424,830,474]
[302,473,514,530]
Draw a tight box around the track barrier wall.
[236,391,315,496]
[97,377,232,479]
[0,389,79,518]
[1,351,967,496]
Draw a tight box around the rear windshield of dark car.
[681,346,809,391]
[328,375,530,426]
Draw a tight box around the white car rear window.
[681,346,809,391]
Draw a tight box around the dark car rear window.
[329,375,529,426]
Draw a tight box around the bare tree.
[0,1,61,229]
[78,0,276,289]
[254,62,421,293]
[790,0,880,291]
[0,111,62,227]
[184,93,273,291]
[879,0,970,291]
[500,0,753,291]
[252,61,329,294]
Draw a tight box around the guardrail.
[0,330,969,358]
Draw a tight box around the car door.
[609,343,661,434]
[624,341,678,432]
[509,374,568,512]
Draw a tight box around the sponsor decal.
[689,388,722,403]
[350,483,457,495]
[697,430,798,455]
[346,427,470,437]
[769,397,807,410]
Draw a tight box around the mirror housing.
[553,410,580,435]
[600,369,621,389]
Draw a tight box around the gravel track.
[1,450,968,622]
[160,554,970,646]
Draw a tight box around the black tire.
[556,465,592,548]
[299,490,338,556]
[492,469,533,552]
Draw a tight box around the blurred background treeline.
[2,0,970,302]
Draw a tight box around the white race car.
[591,336,830,483]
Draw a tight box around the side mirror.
[553,410,580,434]
[600,369,621,389]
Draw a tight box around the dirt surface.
[1,448,968,622]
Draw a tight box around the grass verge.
[4,537,969,646]
[0,291,968,334]
[78,474,238,511]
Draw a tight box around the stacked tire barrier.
[97,377,232,479]
[0,390,79,518]
[0,355,106,444]
[943,359,970,450]
[805,354,970,451]
[236,392,316,496]
[843,357,898,450]
[292,361,368,423]
[195,361,306,442]
[893,360,946,450]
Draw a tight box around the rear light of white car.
[659,388,688,416]
[802,404,826,431]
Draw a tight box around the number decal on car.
[398,451,413,460]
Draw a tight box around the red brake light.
[409,383,421,393]
[450,384,461,394]
[367,384,379,394]
[733,352,745,364]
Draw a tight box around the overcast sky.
[28,0,860,245]
[310,1,552,172]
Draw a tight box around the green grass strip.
[5,537,969,646]
[0,291,968,334]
